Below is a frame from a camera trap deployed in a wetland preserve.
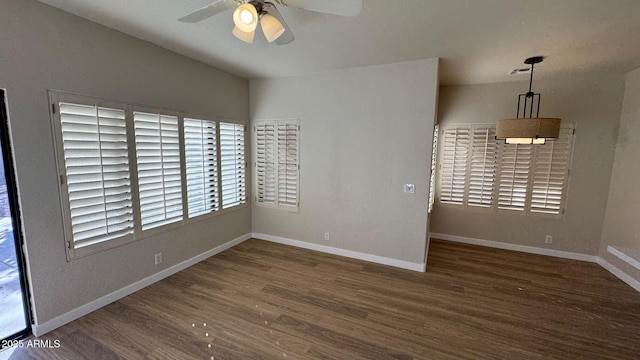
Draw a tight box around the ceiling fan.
[178,0,363,45]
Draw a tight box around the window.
[51,92,248,259]
[253,119,300,211]
[439,126,469,204]
[53,99,134,257]
[497,143,532,211]
[133,111,183,230]
[184,118,219,218]
[530,127,574,214]
[469,126,498,207]
[437,123,574,216]
[219,122,246,209]
[428,124,439,213]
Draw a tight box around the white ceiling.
[37,0,640,85]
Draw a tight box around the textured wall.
[431,74,625,255]
[250,59,439,266]
[599,67,640,282]
[0,0,250,325]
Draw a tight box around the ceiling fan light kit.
[232,25,255,43]
[179,0,363,45]
[233,3,259,32]
[260,13,286,42]
[496,56,561,145]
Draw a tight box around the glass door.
[0,89,31,345]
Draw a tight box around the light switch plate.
[404,184,415,194]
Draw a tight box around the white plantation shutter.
[58,102,134,249]
[184,118,218,218]
[498,143,532,211]
[254,119,300,210]
[277,121,299,208]
[254,122,276,205]
[428,124,439,213]
[530,126,574,214]
[134,111,183,230]
[436,123,574,217]
[439,126,470,204]
[468,127,497,207]
[220,122,246,209]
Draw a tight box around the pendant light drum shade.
[261,13,285,42]
[496,117,561,143]
[496,56,561,144]
[233,3,258,32]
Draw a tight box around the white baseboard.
[252,233,426,272]
[32,233,252,337]
[430,233,598,263]
[597,257,640,293]
[607,246,640,272]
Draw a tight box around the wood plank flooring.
[4,239,640,359]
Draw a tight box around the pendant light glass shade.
[233,3,258,33]
[260,13,285,42]
[232,25,255,44]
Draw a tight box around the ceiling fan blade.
[282,0,362,17]
[178,0,236,23]
[263,3,295,45]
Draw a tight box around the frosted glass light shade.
[232,25,255,44]
[505,137,546,145]
[261,13,285,42]
[233,3,258,32]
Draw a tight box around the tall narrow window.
[184,118,218,218]
[497,143,532,211]
[254,119,300,211]
[428,124,439,214]
[530,126,574,214]
[134,111,183,230]
[219,121,246,209]
[468,126,497,207]
[277,121,299,209]
[439,126,469,204]
[254,122,276,205]
[57,101,134,251]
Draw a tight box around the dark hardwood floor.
[4,239,640,359]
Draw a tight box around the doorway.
[0,89,31,345]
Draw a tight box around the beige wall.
[599,67,640,281]
[431,74,625,255]
[0,0,250,325]
[250,59,439,266]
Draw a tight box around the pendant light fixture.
[496,56,561,145]
[232,1,285,44]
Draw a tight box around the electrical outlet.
[545,235,553,244]
[154,252,162,265]
[324,232,330,241]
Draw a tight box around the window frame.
[219,119,248,210]
[50,91,248,260]
[182,115,220,220]
[131,106,184,237]
[436,123,574,219]
[252,118,300,212]
[50,92,137,259]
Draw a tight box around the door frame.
[0,89,32,344]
